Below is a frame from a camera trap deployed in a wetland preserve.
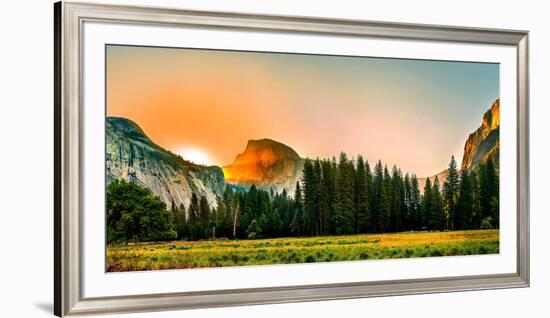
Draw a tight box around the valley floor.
[106,229,499,272]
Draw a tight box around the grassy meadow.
[106,229,499,272]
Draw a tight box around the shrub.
[480,217,494,230]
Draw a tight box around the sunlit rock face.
[461,99,500,172]
[106,117,225,209]
[223,139,304,195]
[419,99,499,191]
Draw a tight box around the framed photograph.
[54,1,529,316]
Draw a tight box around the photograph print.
[105,45,500,272]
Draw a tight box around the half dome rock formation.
[106,117,225,209]
[222,138,304,194]
[461,99,500,172]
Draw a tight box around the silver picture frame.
[54,1,529,316]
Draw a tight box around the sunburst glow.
[175,147,213,166]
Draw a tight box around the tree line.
[106,153,499,243]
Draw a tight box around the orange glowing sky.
[106,45,499,177]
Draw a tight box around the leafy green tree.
[246,219,261,239]
[106,179,176,243]
[480,216,494,229]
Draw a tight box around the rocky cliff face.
[420,99,499,190]
[461,99,500,171]
[222,139,304,194]
[106,117,225,209]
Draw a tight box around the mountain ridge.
[461,99,500,172]
[222,138,304,194]
[106,117,225,209]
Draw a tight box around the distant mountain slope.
[222,139,304,194]
[461,99,500,171]
[418,169,449,193]
[106,117,225,209]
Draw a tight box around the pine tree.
[379,166,392,232]
[271,208,282,238]
[320,159,336,235]
[333,158,344,235]
[187,193,200,240]
[241,185,258,237]
[443,155,460,230]
[334,153,356,234]
[302,159,317,236]
[174,203,187,240]
[279,188,292,237]
[430,176,445,231]
[313,159,323,235]
[199,196,212,239]
[478,160,499,228]
[486,159,499,228]
[410,175,421,230]
[403,173,412,231]
[372,161,383,232]
[365,160,374,233]
[456,169,474,229]
[390,166,403,232]
[326,158,338,234]
[355,155,369,233]
[215,197,227,238]
[290,182,303,236]
[420,177,433,230]
[470,171,482,229]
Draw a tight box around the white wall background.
[0,0,547,317]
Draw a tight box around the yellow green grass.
[106,229,499,272]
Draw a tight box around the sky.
[106,45,499,177]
